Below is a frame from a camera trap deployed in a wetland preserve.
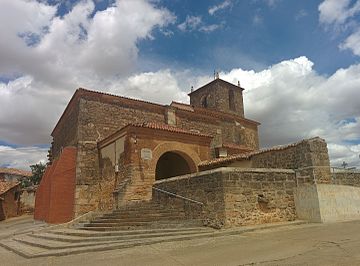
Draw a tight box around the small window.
[229,89,235,111]
[201,95,208,108]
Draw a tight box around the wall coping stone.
[154,167,295,185]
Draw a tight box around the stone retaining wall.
[332,172,360,187]
[154,167,296,228]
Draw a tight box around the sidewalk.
[0,215,47,240]
[1,218,360,265]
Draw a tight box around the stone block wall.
[51,89,259,216]
[154,170,226,228]
[154,167,296,228]
[224,168,297,226]
[52,101,80,159]
[189,79,244,117]
[205,137,331,184]
[332,172,360,187]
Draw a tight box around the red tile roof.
[199,137,323,167]
[0,168,32,177]
[98,122,214,148]
[52,86,260,136]
[170,101,194,112]
[131,122,213,138]
[0,181,20,196]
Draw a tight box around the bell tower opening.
[188,78,244,117]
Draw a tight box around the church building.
[34,77,261,223]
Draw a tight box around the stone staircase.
[0,226,218,258]
[0,200,211,258]
[79,201,202,231]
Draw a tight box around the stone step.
[92,215,186,223]
[101,212,186,219]
[107,209,184,216]
[29,228,215,243]
[0,230,218,258]
[0,220,308,258]
[50,227,209,237]
[83,219,201,228]
[80,222,203,231]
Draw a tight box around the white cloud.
[178,16,202,32]
[264,0,282,8]
[108,69,188,104]
[253,15,263,25]
[0,0,175,145]
[200,24,222,33]
[295,9,308,21]
[208,0,232,16]
[319,0,360,26]
[339,29,360,56]
[0,145,48,171]
[0,0,359,171]
[203,57,360,168]
[177,15,222,33]
[318,0,360,56]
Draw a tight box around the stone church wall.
[154,167,297,228]
[52,102,80,159]
[74,99,165,215]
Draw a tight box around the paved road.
[1,218,360,265]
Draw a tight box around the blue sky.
[138,0,358,75]
[0,0,359,169]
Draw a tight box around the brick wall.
[34,147,77,224]
[0,186,20,220]
[154,167,296,228]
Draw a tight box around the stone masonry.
[40,78,260,219]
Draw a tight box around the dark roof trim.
[188,78,244,96]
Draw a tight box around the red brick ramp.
[34,147,77,224]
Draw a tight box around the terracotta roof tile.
[170,101,194,112]
[199,137,323,167]
[0,168,32,177]
[131,122,213,138]
[0,181,20,196]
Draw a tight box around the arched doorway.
[155,151,194,180]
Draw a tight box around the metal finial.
[238,80,240,87]
[215,71,219,79]
[191,86,194,92]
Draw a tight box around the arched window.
[201,95,208,108]
[229,89,235,111]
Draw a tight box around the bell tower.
[188,77,245,117]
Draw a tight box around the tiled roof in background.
[0,168,32,177]
[0,181,20,196]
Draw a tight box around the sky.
[0,0,360,170]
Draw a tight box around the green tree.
[29,162,46,186]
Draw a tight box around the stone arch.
[150,142,200,181]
